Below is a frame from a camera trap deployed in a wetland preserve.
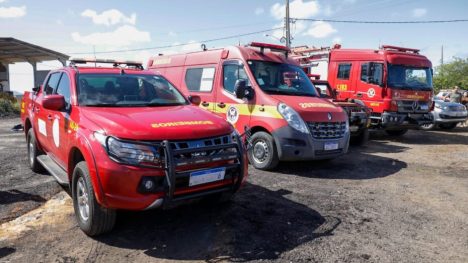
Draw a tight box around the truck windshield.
[247,60,318,97]
[387,64,433,90]
[77,74,187,107]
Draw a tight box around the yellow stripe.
[201,103,283,119]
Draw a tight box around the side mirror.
[42,95,65,111]
[32,85,41,92]
[333,89,339,98]
[234,79,254,100]
[188,95,201,105]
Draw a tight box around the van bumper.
[272,126,350,161]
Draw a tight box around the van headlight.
[94,132,163,167]
[277,103,309,134]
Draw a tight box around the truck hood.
[271,95,347,122]
[80,105,232,140]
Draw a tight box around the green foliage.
[0,93,20,116]
[433,57,468,92]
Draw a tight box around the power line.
[70,27,283,55]
[292,18,468,24]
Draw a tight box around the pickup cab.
[21,59,247,236]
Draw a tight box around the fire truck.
[148,42,350,170]
[292,44,434,136]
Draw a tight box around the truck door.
[36,72,62,154]
[183,66,217,112]
[215,60,251,133]
[334,62,354,100]
[46,72,72,169]
[358,62,384,109]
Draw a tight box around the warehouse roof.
[0,37,69,64]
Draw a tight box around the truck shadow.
[0,189,46,205]
[95,183,338,262]
[370,129,468,145]
[274,150,407,180]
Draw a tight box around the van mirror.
[188,95,201,105]
[234,79,254,100]
[32,85,41,93]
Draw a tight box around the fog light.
[144,179,154,190]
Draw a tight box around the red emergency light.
[248,42,290,53]
[69,58,144,69]
[307,74,321,80]
[381,45,420,54]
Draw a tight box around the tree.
[433,57,468,92]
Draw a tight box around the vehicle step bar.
[37,155,69,185]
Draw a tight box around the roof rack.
[381,45,420,54]
[247,42,290,55]
[69,58,144,70]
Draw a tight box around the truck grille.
[307,122,347,139]
[397,100,430,113]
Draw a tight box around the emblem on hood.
[327,113,332,120]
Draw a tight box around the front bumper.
[272,125,350,161]
[433,110,468,124]
[349,112,370,136]
[381,111,433,130]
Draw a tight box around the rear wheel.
[385,129,408,136]
[351,128,369,145]
[419,122,435,130]
[27,129,44,173]
[438,123,458,130]
[72,161,116,236]
[248,131,279,170]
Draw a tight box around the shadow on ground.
[95,183,338,262]
[370,128,468,146]
[0,247,16,259]
[0,190,46,205]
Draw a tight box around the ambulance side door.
[183,66,217,112]
[215,60,251,133]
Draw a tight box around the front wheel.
[27,129,44,173]
[438,123,458,130]
[248,131,279,170]
[72,161,116,236]
[385,129,408,136]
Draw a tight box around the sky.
[1,0,467,93]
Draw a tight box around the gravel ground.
[0,117,467,262]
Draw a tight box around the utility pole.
[285,0,291,48]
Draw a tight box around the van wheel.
[438,123,458,130]
[72,161,116,236]
[385,129,408,136]
[351,128,369,145]
[248,131,279,170]
[27,129,44,173]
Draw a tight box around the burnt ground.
[0,117,467,262]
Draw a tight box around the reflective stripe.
[201,102,283,119]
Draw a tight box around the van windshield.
[77,74,187,107]
[387,64,433,91]
[247,60,318,97]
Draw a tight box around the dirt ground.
[0,117,467,263]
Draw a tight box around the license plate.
[189,167,225,187]
[420,104,429,111]
[324,142,339,151]
[350,125,359,132]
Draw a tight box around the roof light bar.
[381,45,420,54]
[248,42,290,52]
[69,58,144,69]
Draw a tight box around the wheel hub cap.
[77,177,90,221]
[253,140,269,163]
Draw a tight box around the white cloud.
[81,9,136,26]
[271,0,319,19]
[168,31,177,37]
[412,8,427,18]
[0,0,8,3]
[71,25,150,47]
[303,21,337,38]
[332,37,342,44]
[255,7,264,15]
[0,5,26,18]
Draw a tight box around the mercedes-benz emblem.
[412,101,419,111]
[327,113,332,120]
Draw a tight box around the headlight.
[345,119,350,132]
[277,103,309,134]
[435,104,442,109]
[94,132,162,167]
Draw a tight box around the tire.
[419,122,435,130]
[72,161,116,236]
[350,128,369,145]
[27,129,44,173]
[247,131,279,170]
[438,123,458,130]
[385,129,408,136]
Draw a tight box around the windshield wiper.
[263,89,315,97]
[145,102,185,107]
[82,103,117,107]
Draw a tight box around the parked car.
[310,78,371,145]
[148,42,350,170]
[20,59,248,236]
[420,100,468,130]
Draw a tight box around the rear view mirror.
[32,85,41,92]
[42,95,65,111]
[188,95,201,105]
[234,79,254,100]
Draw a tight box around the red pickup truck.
[21,59,247,236]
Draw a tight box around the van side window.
[223,64,249,94]
[185,67,215,92]
[44,72,62,95]
[337,63,351,80]
[55,73,71,108]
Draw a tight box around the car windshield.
[77,74,187,107]
[387,64,433,90]
[247,60,318,97]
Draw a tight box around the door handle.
[356,93,363,98]
[201,101,210,107]
[217,102,226,108]
[47,115,53,121]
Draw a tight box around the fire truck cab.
[148,42,350,170]
[293,45,434,136]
